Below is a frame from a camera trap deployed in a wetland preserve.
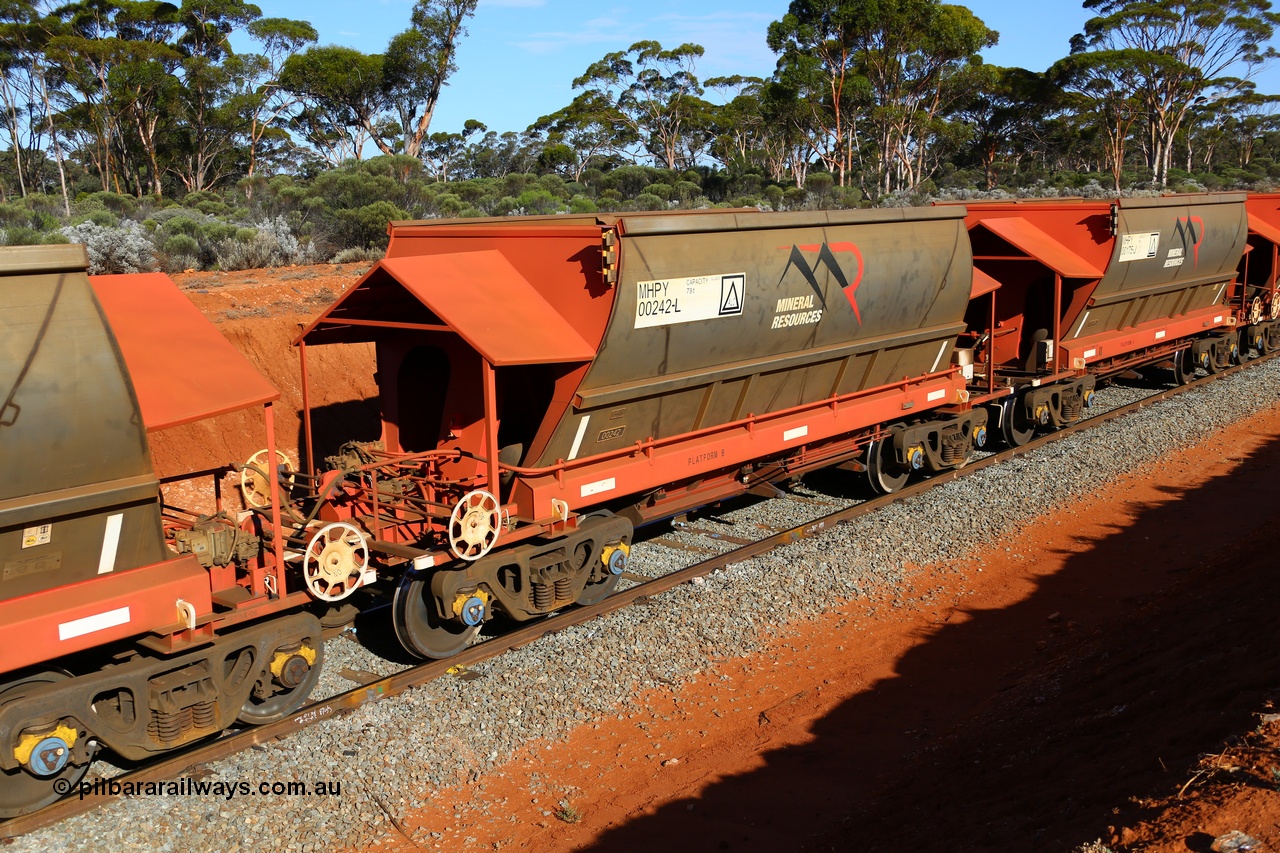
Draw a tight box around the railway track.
[4,352,1276,839]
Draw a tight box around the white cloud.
[510,10,776,74]
[514,20,640,55]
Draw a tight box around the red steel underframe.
[1059,303,1233,369]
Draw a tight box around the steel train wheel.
[1263,324,1280,355]
[865,438,909,495]
[575,570,620,607]
[315,601,360,630]
[0,672,89,818]
[392,573,480,660]
[237,621,325,725]
[999,397,1035,448]
[1173,348,1197,386]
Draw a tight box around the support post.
[299,341,314,476]
[482,360,501,496]
[1053,272,1062,372]
[265,401,286,596]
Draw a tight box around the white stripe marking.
[567,415,590,461]
[927,389,947,402]
[1214,284,1226,304]
[929,342,948,374]
[98,513,123,575]
[1076,310,1091,336]
[580,477,616,498]
[59,606,130,641]
[783,425,808,442]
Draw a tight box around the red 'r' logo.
[777,242,865,323]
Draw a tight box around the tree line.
[1,0,1279,270]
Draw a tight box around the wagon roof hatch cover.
[90,272,279,431]
[975,216,1105,279]
[298,250,596,366]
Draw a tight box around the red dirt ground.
[161,265,1280,853]
[366,401,1280,853]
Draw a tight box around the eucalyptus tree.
[1071,0,1280,187]
[956,66,1056,189]
[383,0,478,159]
[703,74,767,174]
[530,90,637,180]
[230,16,317,195]
[768,0,997,196]
[168,0,271,193]
[1051,48,1145,189]
[570,40,713,170]
[280,45,391,161]
[0,0,43,198]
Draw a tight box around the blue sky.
[254,0,1280,137]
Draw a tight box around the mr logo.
[777,242,865,323]
[1174,215,1204,267]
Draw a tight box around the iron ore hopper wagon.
[0,192,1264,818]
[0,245,321,816]
[956,193,1251,444]
[294,208,994,658]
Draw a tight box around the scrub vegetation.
[1,0,1278,271]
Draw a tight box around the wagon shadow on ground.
[581,431,1280,853]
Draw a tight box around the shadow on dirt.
[581,431,1280,852]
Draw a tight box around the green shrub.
[632,193,665,211]
[83,209,118,227]
[163,234,201,257]
[511,189,565,215]
[326,200,407,252]
[2,226,42,246]
[162,216,203,238]
[603,165,652,197]
[806,173,834,198]
[782,186,808,209]
[76,191,138,216]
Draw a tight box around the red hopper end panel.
[90,273,279,431]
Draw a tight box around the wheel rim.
[1173,348,1196,385]
[865,438,909,495]
[1000,398,1035,447]
[237,619,324,725]
[0,672,89,818]
[392,574,480,660]
[575,571,620,606]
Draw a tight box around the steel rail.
[3,351,1275,839]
